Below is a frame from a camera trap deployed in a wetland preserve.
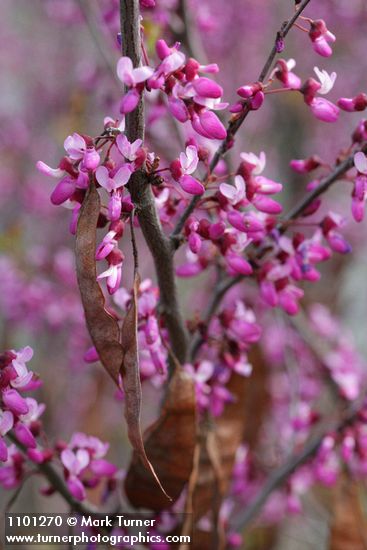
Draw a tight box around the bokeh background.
[1,1,367,548]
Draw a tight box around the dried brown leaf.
[124,366,197,510]
[76,185,168,498]
[189,345,269,546]
[121,271,171,501]
[75,184,124,385]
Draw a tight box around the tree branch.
[119,0,189,364]
[229,399,363,534]
[171,0,312,240]
[282,145,367,223]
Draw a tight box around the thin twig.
[171,0,312,240]
[281,146,366,223]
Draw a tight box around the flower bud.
[50,177,76,205]
[179,175,205,195]
[82,147,100,171]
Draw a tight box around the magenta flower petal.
[0,438,8,462]
[198,111,227,140]
[226,254,253,275]
[14,423,36,449]
[179,175,204,195]
[120,89,140,114]
[36,161,63,178]
[176,262,203,277]
[168,97,189,122]
[50,177,76,205]
[310,98,339,123]
[67,476,86,501]
[90,459,117,477]
[252,195,283,214]
[0,411,14,436]
[83,347,99,363]
[2,390,29,415]
[192,77,223,99]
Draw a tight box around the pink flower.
[240,151,266,175]
[321,212,351,254]
[50,177,76,205]
[89,459,117,477]
[184,361,214,412]
[225,253,253,276]
[116,135,143,161]
[95,165,132,192]
[64,133,86,160]
[191,77,223,99]
[235,153,283,213]
[338,93,367,113]
[140,0,155,7]
[171,145,204,195]
[309,98,339,123]
[274,59,301,90]
[97,249,124,295]
[10,347,34,389]
[220,175,247,205]
[119,89,141,114]
[0,445,24,488]
[81,147,100,171]
[167,97,189,122]
[192,111,227,140]
[179,175,204,195]
[13,423,36,449]
[2,389,29,416]
[309,20,336,58]
[179,145,199,175]
[301,69,339,123]
[155,46,185,76]
[83,347,99,363]
[68,433,110,459]
[0,411,14,437]
[227,210,264,234]
[116,57,153,87]
[19,398,45,424]
[96,230,118,260]
[290,156,322,173]
[0,411,13,460]
[61,448,90,501]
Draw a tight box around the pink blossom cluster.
[185,298,261,417]
[0,346,118,501]
[0,347,43,464]
[118,39,227,140]
[58,432,118,501]
[83,278,169,385]
[114,278,169,381]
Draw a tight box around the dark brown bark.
[119,0,189,365]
